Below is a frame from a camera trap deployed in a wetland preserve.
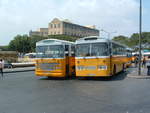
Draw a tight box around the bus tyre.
[113,65,116,75]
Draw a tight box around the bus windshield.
[36,45,64,58]
[76,43,109,57]
[76,44,90,57]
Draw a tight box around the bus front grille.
[38,63,60,71]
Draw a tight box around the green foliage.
[48,35,78,42]
[8,35,31,53]
[29,35,48,52]
[112,32,150,49]
[129,33,139,47]
[113,35,129,46]
[7,34,78,53]
[0,46,9,51]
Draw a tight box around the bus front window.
[76,43,109,57]
[91,43,109,56]
[76,44,90,57]
[36,45,64,58]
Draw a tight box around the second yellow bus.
[75,36,128,77]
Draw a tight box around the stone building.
[29,18,99,37]
[29,28,48,37]
[48,18,99,37]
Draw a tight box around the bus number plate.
[87,74,96,76]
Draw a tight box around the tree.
[0,46,9,51]
[8,35,31,53]
[113,32,150,50]
[29,35,48,52]
[48,35,78,42]
[112,35,129,46]
[129,33,139,47]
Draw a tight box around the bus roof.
[75,36,109,44]
[36,39,75,46]
[76,36,127,48]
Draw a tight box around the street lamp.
[138,0,142,75]
[100,29,117,39]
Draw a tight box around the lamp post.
[100,29,117,39]
[138,0,142,75]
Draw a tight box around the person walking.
[0,59,4,77]
[146,56,150,76]
[142,56,146,68]
[135,56,139,68]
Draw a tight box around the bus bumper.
[35,72,65,77]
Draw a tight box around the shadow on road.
[38,70,129,81]
[38,76,76,81]
[110,71,128,81]
[77,71,128,81]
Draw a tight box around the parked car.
[4,61,13,68]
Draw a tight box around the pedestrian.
[146,56,150,76]
[142,56,146,68]
[0,59,4,77]
[135,56,139,68]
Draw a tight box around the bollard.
[147,66,150,76]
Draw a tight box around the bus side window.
[65,45,69,56]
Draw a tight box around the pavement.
[127,65,150,79]
[4,67,35,73]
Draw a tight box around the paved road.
[0,70,150,113]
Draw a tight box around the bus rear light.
[98,65,107,70]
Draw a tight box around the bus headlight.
[98,65,107,70]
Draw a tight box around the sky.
[0,0,150,45]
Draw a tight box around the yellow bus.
[35,39,75,78]
[124,48,133,68]
[75,36,127,77]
